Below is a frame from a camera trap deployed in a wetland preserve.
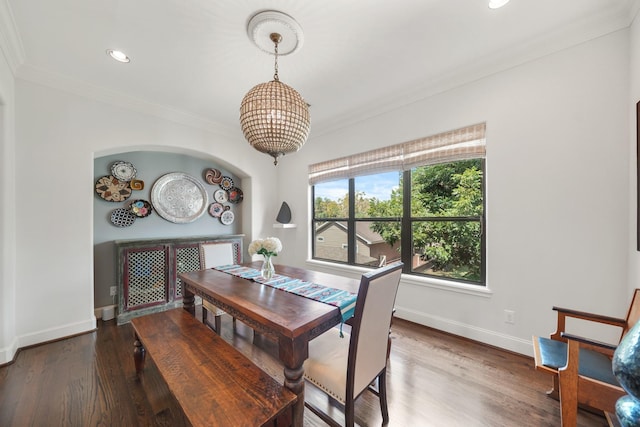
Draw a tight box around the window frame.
[311,160,486,286]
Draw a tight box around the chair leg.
[558,339,579,427]
[379,369,389,424]
[547,375,560,400]
[345,395,355,427]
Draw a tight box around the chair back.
[200,242,235,269]
[347,262,403,399]
[623,289,640,337]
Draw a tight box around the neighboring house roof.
[315,221,386,245]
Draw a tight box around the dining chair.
[199,242,235,333]
[303,262,403,427]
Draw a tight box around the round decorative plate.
[110,208,137,227]
[111,161,137,182]
[228,187,243,204]
[209,202,225,217]
[214,189,228,203]
[95,175,132,202]
[151,172,208,223]
[219,176,234,191]
[220,210,235,225]
[204,168,223,185]
[129,199,153,218]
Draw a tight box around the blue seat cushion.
[537,336,620,386]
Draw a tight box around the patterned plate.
[219,176,234,191]
[151,172,208,223]
[95,175,132,202]
[204,168,223,185]
[110,208,137,227]
[209,202,225,218]
[129,199,153,218]
[228,187,243,204]
[111,161,137,182]
[220,210,234,225]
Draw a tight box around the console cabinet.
[115,235,243,324]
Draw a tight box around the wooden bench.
[131,309,297,427]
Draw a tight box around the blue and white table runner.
[213,265,357,325]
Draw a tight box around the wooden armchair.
[532,289,640,427]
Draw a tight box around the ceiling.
[2,0,637,137]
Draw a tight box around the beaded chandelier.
[240,17,310,166]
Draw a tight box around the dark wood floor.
[0,310,608,427]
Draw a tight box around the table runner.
[213,265,357,327]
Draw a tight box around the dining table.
[179,261,360,427]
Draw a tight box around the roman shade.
[309,122,486,185]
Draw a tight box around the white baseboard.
[16,317,97,354]
[0,336,19,365]
[94,305,117,319]
[395,306,534,357]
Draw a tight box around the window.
[310,123,486,285]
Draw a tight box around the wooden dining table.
[179,262,360,427]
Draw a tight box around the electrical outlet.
[504,309,515,324]
[110,286,117,296]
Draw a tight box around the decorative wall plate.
[228,187,243,204]
[209,202,225,217]
[111,161,137,182]
[151,172,208,223]
[219,176,234,190]
[130,179,144,190]
[129,199,153,218]
[220,210,235,225]
[110,208,137,227]
[95,175,132,202]
[204,168,223,185]
[214,189,228,203]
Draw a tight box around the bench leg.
[133,334,146,375]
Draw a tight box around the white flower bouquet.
[248,237,282,258]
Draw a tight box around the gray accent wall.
[93,151,242,307]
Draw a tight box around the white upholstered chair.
[199,242,235,333]
[303,262,403,427]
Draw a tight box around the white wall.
[277,29,632,355]
[628,5,640,298]
[4,79,279,362]
[0,28,17,364]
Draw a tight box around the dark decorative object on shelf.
[276,202,292,224]
[613,320,640,426]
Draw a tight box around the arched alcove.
[93,148,249,312]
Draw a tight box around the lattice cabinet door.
[173,243,202,300]
[122,245,170,312]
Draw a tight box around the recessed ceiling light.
[106,49,130,63]
[488,0,510,9]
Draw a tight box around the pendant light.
[239,11,310,165]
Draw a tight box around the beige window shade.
[309,122,486,185]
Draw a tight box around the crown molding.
[313,5,635,137]
[0,0,25,74]
[16,64,240,140]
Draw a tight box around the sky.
[314,171,401,201]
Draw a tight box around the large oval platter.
[151,172,208,223]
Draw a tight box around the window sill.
[305,259,492,298]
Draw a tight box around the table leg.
[133,333,145,374]
[280,338,308,427]
[183,287,195,316]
